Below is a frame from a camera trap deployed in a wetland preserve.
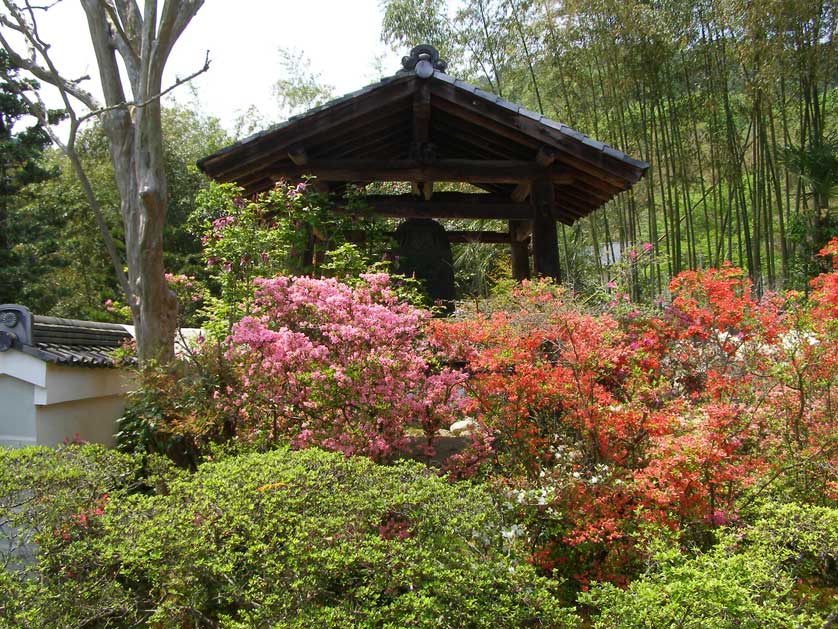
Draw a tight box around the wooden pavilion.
[197,45,649,282]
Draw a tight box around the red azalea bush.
[431,242,838,586]
[221,273,466,461]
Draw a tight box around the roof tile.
[29,315,133,367]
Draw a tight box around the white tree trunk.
[1,0,206,361]
[81,0,203,362]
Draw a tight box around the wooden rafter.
[263,159,575,184]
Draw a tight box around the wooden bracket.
[288,146,308,166]
[511,182,531,202]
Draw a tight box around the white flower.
[502,524,524,540]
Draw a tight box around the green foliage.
[3,142,122,319]
[323,242,429,308]
[1,105,228,322]
[2,447,578,628]
[579,502,838,626]
[273,47,335,118]
[0,444,139,581]
[0,50,61,305]
[160,106,231,277]
[191,180,393,337]
[116,341,237,467]
[580,531,827,628]
[745,502,838,587]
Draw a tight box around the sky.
[12,0,404,135]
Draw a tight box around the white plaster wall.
[0,350,46,388]
[0,348,135,448]
[0,376,37,447]
[35,395,125,447]
[37,364,133,405]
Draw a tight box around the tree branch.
[0,8,100,109]
[79,0,129,107]
[153,0,203,75]
[75,50,210,125]
[100,0,141,83]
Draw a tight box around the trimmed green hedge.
[580,503,838,628]
[1,445,576,628]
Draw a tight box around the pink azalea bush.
[224,273,466,461]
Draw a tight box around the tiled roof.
[0,305,133,368]
[196,73,405,169]
[23,315,133,367]
[198,69,648,174]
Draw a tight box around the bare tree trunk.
[80,0,203,362]
[1,0,205,362]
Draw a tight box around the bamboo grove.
[381,0,837,297]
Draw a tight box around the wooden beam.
[346,229,516,245]
[309,108,410,157]
[413,82,431,144]
[510,220,532,242]
[506,150,554,203]
[265,159,574,184]
[511,182,531,202]
[536,147,557,167]
[334,192,532,220]
[331,128,410,159]
[509,219,531,280]
[432,116,533,161]
[446,230,513,244]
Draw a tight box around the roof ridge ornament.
[0,304,32,352]
[401,44,447,79]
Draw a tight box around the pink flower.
[643,242,653,252]
[226,274,467,462]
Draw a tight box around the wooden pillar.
[531,179,561,282]
[509,219,531,281]
[287,222,314,275]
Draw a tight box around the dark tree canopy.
[0,50,61,304]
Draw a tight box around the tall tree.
[0,49,57,303]
[0,0,206,362]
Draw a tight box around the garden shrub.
[191,180,391,339]
[745,502,838,587]
[0,444,141,627]
[431,250,838,586]
[580,532,827,628]
[0,444,139,571]
[117,272,466,465]
[3,447,578,628]
[222,273,466,460]
[581,502,838,627]
[116,339,238,467]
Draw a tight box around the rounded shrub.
[7,447,577,628]
[579,531,830,628]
